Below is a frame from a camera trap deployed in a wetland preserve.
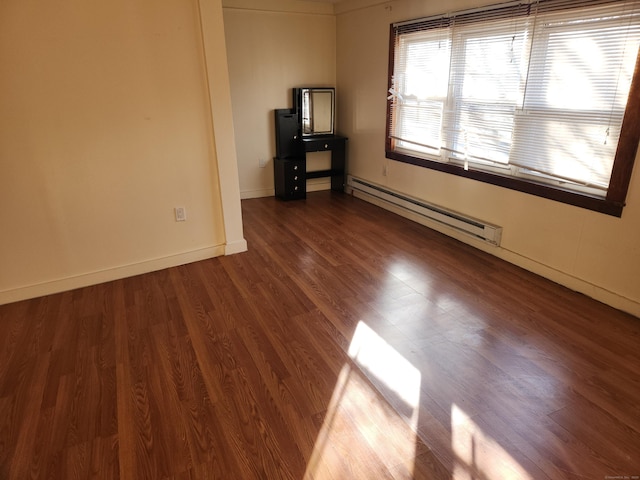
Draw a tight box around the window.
[386,0,640,216]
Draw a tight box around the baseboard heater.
[347,175,502,246]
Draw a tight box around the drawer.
[274,158,306,200]
[302,137,346,153]
[286,161,304,177]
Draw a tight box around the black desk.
[274,135,347,200]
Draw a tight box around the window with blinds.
[386,0,640,216]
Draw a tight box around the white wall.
[0,0,245,304]
[223,0,337,198]
[335,0,640,316]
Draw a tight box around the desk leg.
[330,146,346,191]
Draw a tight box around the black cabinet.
[274,158,306,200]
[273,102,347,200]
[275,109,304,158]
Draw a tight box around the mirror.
[298,88,335,137]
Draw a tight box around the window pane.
[510,6,640,188]
[452,103,517,164]
[400,35,450,98]
[391,30,450,157]
[395,102,444,155]
[448,23,529,164]
[512,113,622,188]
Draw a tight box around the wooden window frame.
[385,6,640,218]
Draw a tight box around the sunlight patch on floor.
[304,321,422,479]
[348,321,422,424]
[451,404,532,480]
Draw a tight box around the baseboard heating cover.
[347,175,502,246]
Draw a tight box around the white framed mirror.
[299,88,335,136]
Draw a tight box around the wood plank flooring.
[1,190,639,479]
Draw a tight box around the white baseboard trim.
[225,238,248,255]
[350,188,640,318]
[240,181,331,200]
[0,245,225,306]
[495,248,640,319]
[241,188,274,199]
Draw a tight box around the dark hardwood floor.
[1,191,639,479]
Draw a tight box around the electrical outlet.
[259,158,268,168]
[175,207,186,222]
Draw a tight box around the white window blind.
[388,0,640,195]
[511,1,640,189]
[447,5,533,167]
[393,24,451,157]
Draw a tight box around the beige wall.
[336,0,640,316]
[0,0,245,304]
[223,0,337,198]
